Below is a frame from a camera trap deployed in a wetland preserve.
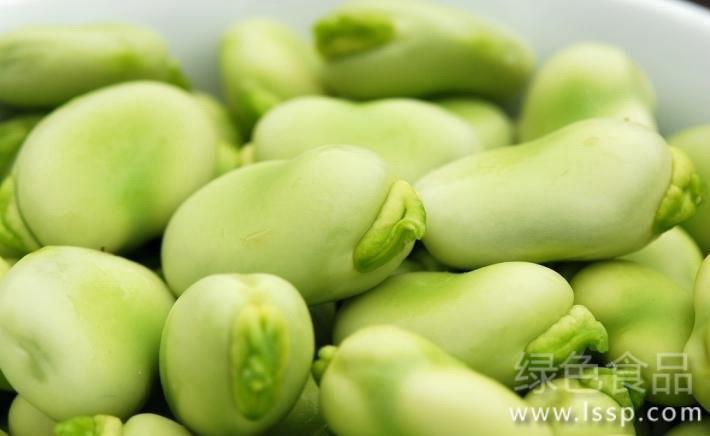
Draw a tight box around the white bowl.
[1,0,709,134]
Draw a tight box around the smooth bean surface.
[0,246,174,420]
[518,43,656,141]
[334,262,608,387]
[162,145,425,303]
[316,326,552,436]
[572,261,695,406]
[670,125,710,254]
[314,0,534,99]
[0,24,186,107]
[160,273,314,436]
[220,19,323,134]
[416,118,702,269]
[252,96,481,182]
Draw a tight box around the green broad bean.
[314,325,552,436]
[220,19,323,135]
[313,0,534,100]
[518,43,656,141]
[665,421,710,436]
[54,413,191,436]
[0,246,174,420]
[251,96,481,182]
[619,226,703,291]
[0,114,42,179]
[0,81,219,256]
[334,262,608,387]
[159,273,314,436]
[684,255,710,412]
[669,125,710,253]
[265,375,329,436]
[432,97,514,150]
[8,396,56,436]
[161,145,425,303]
[416,118,702,269]
[524,372,638,436]
[0,24,186,108]
[572,261,695,406]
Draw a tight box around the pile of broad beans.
[0,0,708,435]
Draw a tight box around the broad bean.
[159,273,314,436]
[161,145,425,303]
[519,43,655,141]
[8,395,56,436]
[524,372,638,436]
[669,125,710,253]
[684,255,710,411]
[0,246,174,420]
[251,96,481,182]
[220,19,323,134]
[0,24,186,108]
[572,261,695,406]
[0,81,219,255]
[416,118,702,269]
[334,262,608,387]
[313,0,533,100]
[619,226,703,291]
[315,325,552,436]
